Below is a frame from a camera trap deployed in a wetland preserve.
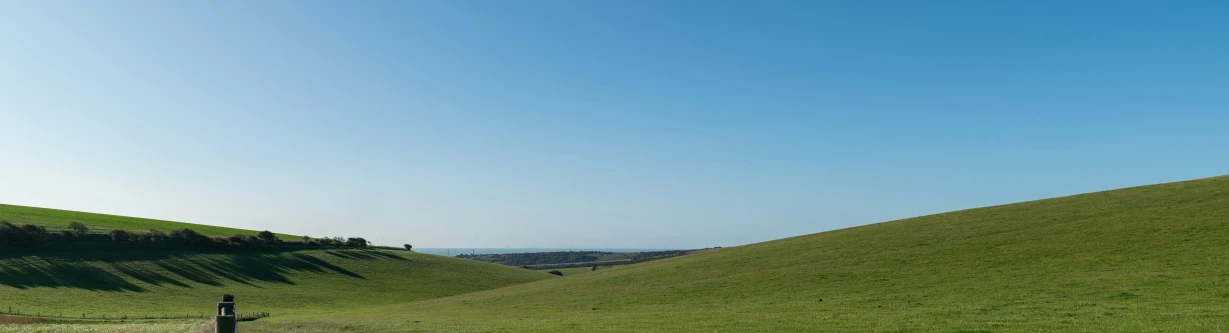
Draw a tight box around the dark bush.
[148,229,168,243]
[257,230,278,243]
[59,230,78,242]
[181,229,213,247]
[169,229,186,243]
[345,237,369,247]
[548,270,563,276]
[21,224,49,243]
[318,237,336,246]
[68,222,89,236]
[245,235,264,247]
[109,229,131,243]
[404,244,413,251]
[0,221,49,246]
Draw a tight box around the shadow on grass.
[0,247,399,291]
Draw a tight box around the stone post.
[216,294,238,333]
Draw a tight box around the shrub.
[148,229,168,243]
[181,229,212,247]
[0,222,49,246]
[245,235,265,247]
[302,235,311,243]
[20,224,49,243]
[68,222,89,236]
[257,230,278,243]
[548,270,563,276]
[404,244,413,251]
[109,230,131,243]
[59,230,77,242]
[345,237,369,247]
[169,229,185,243]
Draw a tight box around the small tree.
[345,237,369,247]
[403,244,413,251]
[257,230,278,244]
[68,222,89,236]
[302,235,311,243]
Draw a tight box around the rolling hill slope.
[0,204,556,322]
[0,247,553,318]
[0,204,293,238]
[250,175,1229,332]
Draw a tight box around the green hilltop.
[0,205,555,326]
[0,204,294,238]
[244,175,1229,332]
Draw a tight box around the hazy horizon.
[3,1,1227,248]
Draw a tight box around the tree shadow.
[0,246,389,291]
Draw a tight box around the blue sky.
[1,1,1227,248]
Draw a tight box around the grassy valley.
[244,176,1229,332]
[4,176,1229,332]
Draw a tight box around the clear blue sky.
[1,1,1227,248]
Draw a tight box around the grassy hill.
[245,175,1229,332]
[0,205,556,330]
[0,204,294,238]
[0,247,553,320]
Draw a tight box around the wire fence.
[0,307,268,322]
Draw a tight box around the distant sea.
[414,248,681,257]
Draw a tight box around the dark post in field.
[215,294,238,333]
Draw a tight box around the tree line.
[0,220,378,250]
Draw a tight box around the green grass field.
[0,319,210,333]
[550,266,599,277]
[0,247,553,319]
[242,175,1229,332]
[0,204,295,238]
[6,175,1229,332]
